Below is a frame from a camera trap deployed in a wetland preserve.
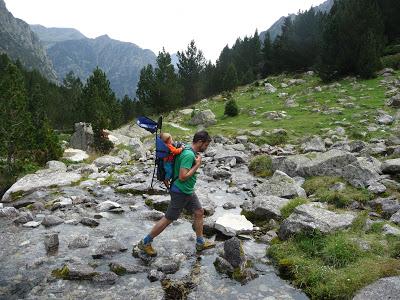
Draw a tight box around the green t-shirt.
[173,146,197,195]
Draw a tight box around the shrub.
[249,155,272,177]
[267,130,288,146]
[280,198,309,219]
[381,53,400,70]
[321,234,362,268]
[224,99,239,117]
[92,124,114,154]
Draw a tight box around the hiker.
[138,130,215,256]
[160,132,184,188]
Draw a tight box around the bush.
[280,198,309,219]
[224,99,239,117]
[383,44,400,56]
[381,53,400,70]
[267,130,288,146]
[92,124,114,154]
[321,234,362,268]
[249,155,272,177]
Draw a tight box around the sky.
[5,0,327,62]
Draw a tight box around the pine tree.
[223,63,239,91]
[224,98,239,117]
[177,40,205,105]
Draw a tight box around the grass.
[280,197,309,219]
[249,155,273,177]
[268,229,400,299]
[303,176,373,208]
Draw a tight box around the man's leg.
[193,208,204,238]
[190,194,215,251]
[149,217,172,238]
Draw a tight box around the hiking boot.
[196,240,216,252]
[138,240,158,257]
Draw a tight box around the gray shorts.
[165,192,202,221]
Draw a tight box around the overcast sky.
[5,0,326,62]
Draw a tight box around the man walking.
[138,131,215,256]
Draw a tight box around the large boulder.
[278,203,355,240]
[214,214,253,236]
[70,122,93,151]
[353,276,400,300]
[381,158,400,174]
[301,136,326,153]
[252,170,306,199]
[341,156,381,188]
[1,169,81,203]
[63,148,89,162]
[189,110,217,127]
[247,196,291,220]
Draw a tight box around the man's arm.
[179,155,201,181]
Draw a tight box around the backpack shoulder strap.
[170,146,197,186]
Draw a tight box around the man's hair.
[193,131,212,143]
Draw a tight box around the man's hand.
[195,154,202,166]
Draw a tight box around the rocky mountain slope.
[0,0,57,81]
[33,25,157,98]
[259,0,334,41]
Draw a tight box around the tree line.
[137,0,400,114]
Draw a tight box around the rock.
[0,207,20,218]
[13,212,33,224]
[349,140,366,152]
[264,83,277,93]
[92,272,118,285]
[189,110,217,127]
[214,256,234,274]
[1,169,81,203]
[369,197,400,219]
[222,202,236,210]
[353,276,400,300]
[22,221,41,228]
[92,239,128,258]
[52,263,97,280]
[382,224,400,236]
[248,196,290,220]
[80,164,98,175]
[41,215,64,227]
[70,122,93,151]
[46,161,67,172]
[68,234,90,249]
[80,217,99,227]
[224,237,245,268]
[154,258,180,274]
[141,210,165,221]
[44,232,59,253]
[214,148,248,164]
[211,168,232,179]
[252,170,306,199]
[386,93,400,108]
[54,196,73,209]
[63,148,89,162]
[278,203,355,240]
[214,214,253,236]
[367,182,387,194]
[147,269,165,282]
[301,136,326,153]
[109,262,147,275]
[236,135,248,144]
[390,210,400,225]
[179,108,193,115]
[342,157,381,188]
[96,200,122,212]
[330,182,346,191]
[94,155,123,169]
[381,158,400,174]
[259,230,278,243]
[377,113,394,125]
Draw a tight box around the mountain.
[260,0,334,42]
[30,24,86,49]
[41,32,156,98]
[0,0,57,81]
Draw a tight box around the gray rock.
[147,269,165,282]
[189,110,216,127]
[93,272,118,285]
[382,224,400,236]
[46,161,67,172]
[68,234,90,249]
[211,168,232,179]
[214,148,248,164]
[301,136,326,153]
[155,258,180,274]
[249,196,291,220]
[381,158,400,174]
[13,212,33,224]
[70,122,94,151]
[109,262,147,275]
[223,202,236,210]
[63,148,89,162]
[252,170,306,199]
[390,210,400,225]
[92,239,128,258]
[0,207,20,218]
[386,93,400,108]
[370,197,400,219]
[377,113,394,125]
[353,276,400,300]
[41,215,64,227]
[224,237,245,268]
[96,200,121,212]
[44,232,59,253]
[342,157,381,188]
[259,230,278,243]
[80,217,99,227]
[53,263,97,280]
[349,140,366,152]
[214,256,234,274]
[215,214,253,236]
[367,182,387,194]
[22,221,41,228]
[264,83,277,93]
[94,155,123,169]
[278,203,355,239]
[236,135,248,144]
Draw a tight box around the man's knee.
[194,208,204,218]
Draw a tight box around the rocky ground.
[1,69,400,299]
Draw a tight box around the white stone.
[215,214,253,237]
[23,221,41,228]
[63,148,89,162]
[94,155,123,168]
[96,200,121,212]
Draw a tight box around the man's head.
[192,131,211,152]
